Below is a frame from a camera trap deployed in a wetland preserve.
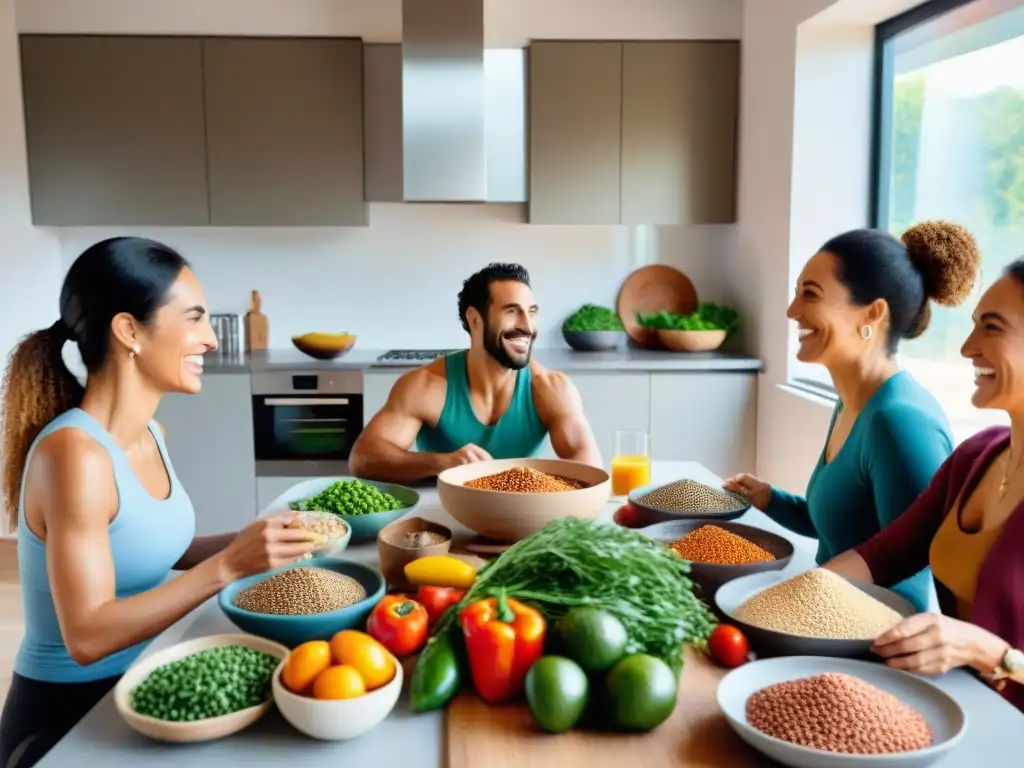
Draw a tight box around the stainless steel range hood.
[400,0,525,203]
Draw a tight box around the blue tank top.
[15,408,195,683]
[415,350,548,459]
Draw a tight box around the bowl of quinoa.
[638,520,793,593]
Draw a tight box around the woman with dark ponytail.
[724,221,982,613]
[0,237,317,767]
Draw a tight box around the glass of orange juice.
[611,430,651,496]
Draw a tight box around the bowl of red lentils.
[436,458,611,542]
[638,520,793,595]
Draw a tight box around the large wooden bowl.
[436,458,611,542]
[656,329,726,352]
[291,332,357,360]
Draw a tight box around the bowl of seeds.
[376,516,453,589]
[218,558,386,648]
[285,510,352,558]
[639,520,794,594]
[628,478,750,522]
[114,633,289,743]
[714,568,915,659]
[436,458,611,542]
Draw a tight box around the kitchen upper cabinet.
[528,42,622,225]
[621,41,739,225]
[20,35,209,226]
[155,373,258,535]
[363,44,404,203]
[203,38,367,225]
[648,372,755,478]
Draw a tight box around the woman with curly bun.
[0,237,316,768]
[724,222,981,613]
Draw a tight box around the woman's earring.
[860,325,873,340]
[130,344,140,359]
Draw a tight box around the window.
[873,0,1024,442]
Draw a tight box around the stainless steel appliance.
[375,349,452,365]
[252,370,363,477]
[210,313,244,359]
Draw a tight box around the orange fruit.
[281,640,333,694]
[329,630,396,690]
[312,665,366,700]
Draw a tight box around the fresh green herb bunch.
[131,645,279,722]
[292,479,407,516]
[636,302,739,337]
[563,304,624,332]
[424,517,716,676]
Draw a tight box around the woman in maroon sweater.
[825,260,1024,712]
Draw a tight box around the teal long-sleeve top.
[766,371,952,613]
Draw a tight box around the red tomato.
[708,624,750,668]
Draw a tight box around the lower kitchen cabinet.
[537,372,650,466]
[648,372,756,478]
[362,371,404,427]
[256,476,309,513]
[155,373,258,535]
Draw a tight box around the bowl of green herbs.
[562,304,627,351]
[283,477,418,543]
[637,302,739,352]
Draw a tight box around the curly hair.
[820,221,981,354]
[457,263,531,333]
[0,237,188,531]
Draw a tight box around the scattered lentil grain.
[635,479,747,514]
[668,525,775,565]
[734,568,903,639]
[465,467,588,493]
[233,566,367,615]
[746,673,933,754]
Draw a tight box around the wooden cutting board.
[245,289,268,351]
[446,646,767,768]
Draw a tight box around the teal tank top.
[15,408,195,683]
[415,350,548,459]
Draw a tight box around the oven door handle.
[262,397,350,406]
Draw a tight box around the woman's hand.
[722,473,772,510]
[215,514,319,584]
[873,612,1010,676]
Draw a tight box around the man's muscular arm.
[532,368,602,467]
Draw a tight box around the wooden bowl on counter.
[436,458,611,542]
[291,332,357,360]
[656,329,726,352]
[377,517,453,590]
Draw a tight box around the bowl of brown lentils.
[436,458,611,542]
[218,558,386,648]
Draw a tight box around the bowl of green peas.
[113,633,289,743]
[280,477,420,543]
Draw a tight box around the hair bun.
[900,220,981,307]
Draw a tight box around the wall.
[15,0,744,350]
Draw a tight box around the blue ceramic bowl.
[218,558,386,648]
[291,480,421,544]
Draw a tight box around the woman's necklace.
[999,446,1024,498]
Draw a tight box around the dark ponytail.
[1,237,188,531]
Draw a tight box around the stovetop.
[375,349,452,364]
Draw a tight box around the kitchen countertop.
[206,348,763,374]
[38,462,1022,766]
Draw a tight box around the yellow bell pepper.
[404,555,477,589]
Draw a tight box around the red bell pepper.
[459,592,546,704]
[367,595,429,657]
[416,586,466,627]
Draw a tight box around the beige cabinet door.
[621,41,739,225]
[528,42,622,225]
[20,35,209,225]
[203,37,367,225]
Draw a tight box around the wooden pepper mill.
[245,290,268,352]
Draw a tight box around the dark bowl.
[628,478,751,522]
[562,329,627,352]
[637,519,793,594]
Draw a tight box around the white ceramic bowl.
[114,633,289,743]
[717,656,967,768]
[272,654,404,740]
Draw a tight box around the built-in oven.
[252,370,363,478]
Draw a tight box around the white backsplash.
[56,202,738,350]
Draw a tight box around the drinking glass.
[610,429,651,496]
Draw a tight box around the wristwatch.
[990,647,1024,682]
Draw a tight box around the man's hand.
[443,443,493,471]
